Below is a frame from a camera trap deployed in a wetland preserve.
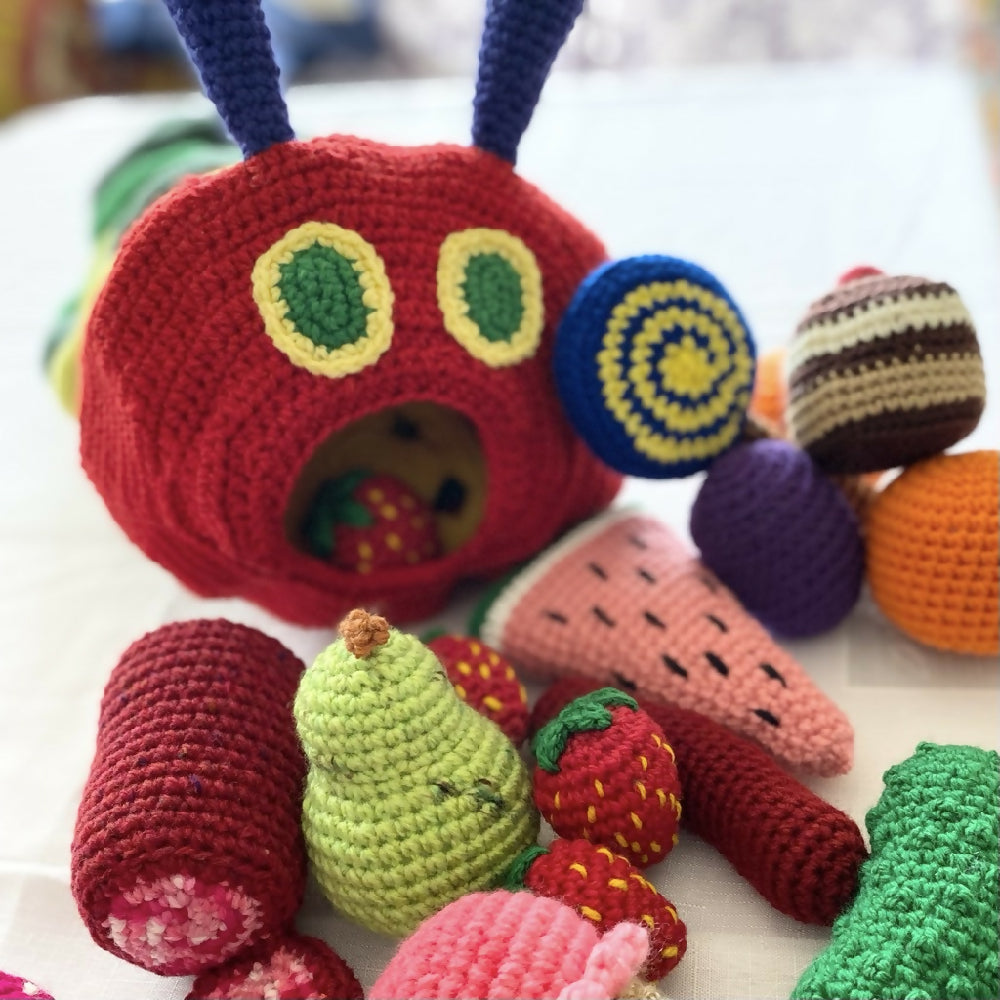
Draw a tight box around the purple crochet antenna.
[162,0,294,158]
[472,0,585,163]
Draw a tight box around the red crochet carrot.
[532,678,868,925]
[71,620,308,975]
[531,688,681,867]
[504,838,686,982]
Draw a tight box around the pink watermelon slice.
[478,511,853,776]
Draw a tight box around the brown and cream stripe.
[788,273,985,474]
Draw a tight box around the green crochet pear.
[293,608,540,936]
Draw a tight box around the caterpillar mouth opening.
[285,402,487,571]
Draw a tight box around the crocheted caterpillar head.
[866,450,999,656]
[293,610,539,935]
[369,891,651,1000]
[73,0,756,626]
[787,268,985,474]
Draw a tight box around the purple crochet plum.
[690,439,864,638]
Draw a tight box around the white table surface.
[1,64,998,1000]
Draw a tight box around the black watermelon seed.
[705,652,730,677]
[628,535,649,550]
[637,567,657,584]
[705,614,728,632]
[593,606,616,627]
[753,708,781,727]
[613,671,637,691]
[588,562,608,580]
[662,654,688,679]
[760,663,787,687]
[644,610,666,629]
[544,610,568,624]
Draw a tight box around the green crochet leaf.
[302,470,374,558]
[500,844,549,890]
[531,688,638,773]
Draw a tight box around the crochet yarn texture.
[867,450,999,656]
[427,633,530,745]
[504,838,687,982]
[187,932,363,1000]
[690,438,865,638]
[293,610,539,936]
[531,678,868,925]
[792,742,1000,999]
[0,972,54,1000]
[370,890,650,1000]
[78,135,620,626]
[787,271,985,474]
[531,688,682,868]
[553,255,756,478]
[477,509,854,776]
[71,619,307,975]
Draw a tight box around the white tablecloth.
[1,65,997,1000]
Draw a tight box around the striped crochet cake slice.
[478,510,853,776]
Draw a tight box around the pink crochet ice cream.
[370,891,651,1000]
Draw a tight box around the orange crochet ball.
[867,451,999,656]
[749,346,788,434]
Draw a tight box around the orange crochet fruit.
[749,346,788,434]
[867,450,999,656]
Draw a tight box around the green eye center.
[278,242,372,351]
[461,252,524,344]
[437,228,544,367]
[252,221,394,378]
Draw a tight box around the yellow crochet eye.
[437,229,543,367]
[252,221,394,378]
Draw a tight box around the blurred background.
[1,0,997,171]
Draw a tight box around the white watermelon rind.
[479,507,643,650]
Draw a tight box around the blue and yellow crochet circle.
[554,256,756,478]
[437,228,543,367]
[252,221,394,378]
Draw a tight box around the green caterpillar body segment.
[294,616,539,936]
[792,742,999,1000]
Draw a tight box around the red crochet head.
[75,0,755,625]
[80,137,618,625]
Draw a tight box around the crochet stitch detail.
[791,742,1000,999]
[338,608,390,657]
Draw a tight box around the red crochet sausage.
[531,679,868,925]
[71,619,308,975]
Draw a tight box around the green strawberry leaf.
[499,844,549,890]
[531,687,638,773]
[333,497,375,528]
[301,471,375,558]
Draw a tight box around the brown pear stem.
[339,609,390,658]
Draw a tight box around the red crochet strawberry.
[532,688,682,867]
[503,838,687,982]
[426,633,530,745]
[302,470,440,572]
